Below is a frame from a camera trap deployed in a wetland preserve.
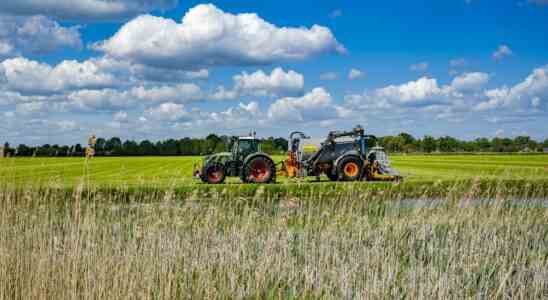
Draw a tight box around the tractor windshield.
[233,138,259,159]
[238,140,256,153]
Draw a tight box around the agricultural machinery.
[281,125,401,181]
[194,125,401,184]
[193,135,276,184]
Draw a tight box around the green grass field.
[1,154,548,298]
[1,154,548,186]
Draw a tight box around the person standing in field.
[86,134,97,159]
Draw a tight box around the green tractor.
[193,136,276,184]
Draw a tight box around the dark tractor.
[283,125,401,181]
[194,136,276,184]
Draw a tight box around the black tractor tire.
[337,156,363,181]
[325,166,339,181]
[244,156,276,184]
[201,162,226,184]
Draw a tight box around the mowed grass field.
[1,154,548,298]
[1,154,547,186]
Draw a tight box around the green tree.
[422,136,437,153]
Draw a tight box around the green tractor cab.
[193,136,276,184]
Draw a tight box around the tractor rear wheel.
[245,156,276,184]
[337,157,363,181]
[202,162,226,184]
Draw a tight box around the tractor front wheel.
[202,162,226,184]
[245,156,276,184]
[337,157,363,181]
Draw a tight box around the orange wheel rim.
[344,162,359,177]
[207,167,222,182]
[251,161,270,180]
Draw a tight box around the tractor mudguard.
[243,152,274,167]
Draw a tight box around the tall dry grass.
[0,179,547,299]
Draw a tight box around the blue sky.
[0,0,547,145]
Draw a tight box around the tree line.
[1,134,288,157]
[2,133,548,157]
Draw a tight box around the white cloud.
[375,77,444,104]
[475,65,548,111]
[145,102,190,121]
[492,45,512,62]
[131,83,203,103]
[113,111,128,122]
[320,72,338,81]
[0,0,178,21]
[129,63,209,82]
[184,69,209,80]
[95,4,345,69]
[343,76,467,117]
[15,101,49,115]
[451,72,489,91]
[209,86,238,101]
[53,120,78,132]
[64,89,134,112]
[0,16,81,56]
[203,102,262,127]
[0,41,14,56]
[59,83,203,112]
[348,68,364,80]
[233,68,304,97]
[410,62,429,72]
[1,57,116,94]
[267,87,332,121]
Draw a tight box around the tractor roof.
[239,136,257,140]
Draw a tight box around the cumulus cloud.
[0,0,178,21]
[343,76,472,120]
[95,4,345,69]
[0,57,116,94]
[232,68,304,97]
[145,102,190,121]
[60,83,203,112]
[348,68,364,80]
[209,86,238,101]
[475,65,548,111]
[113,111,129,122]
[64,89,135,112]
[374,77,445,105]
[410,62,429,72]
[15,101,50,115]
[267,87,333,121]
[492,45,512,62]
[451,72,489,92]
[0,15,81,56]
[131,83,203,103]
[207,68,304,101]
[130,64,209,82]
[202,102,262,127]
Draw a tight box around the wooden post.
[0,147,4,158]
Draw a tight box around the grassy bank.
[0,183,547,299]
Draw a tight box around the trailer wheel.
[245,156,276,183]
[325,166,339,181]
[337,157,363,181]
[202,162,226,184]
